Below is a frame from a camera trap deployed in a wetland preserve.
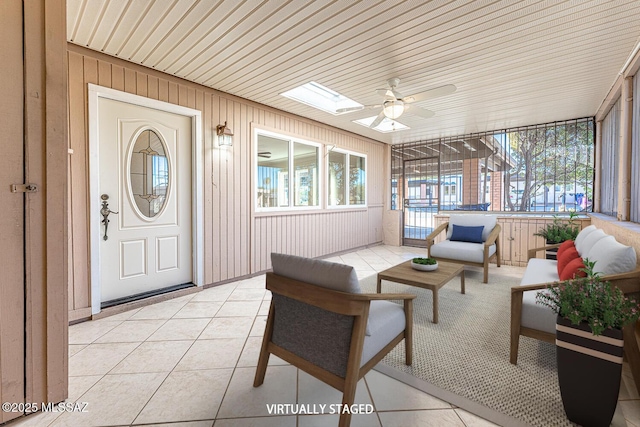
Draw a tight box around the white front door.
[98,97,193,303]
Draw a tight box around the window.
[328,149,366,207]
[632,73,640,222]
[391,117,595,213]
[600,100,620,217]
[280,81,362,115]
[256,131,320,210]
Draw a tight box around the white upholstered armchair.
[426,214,501,283]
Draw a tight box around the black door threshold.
[101,282,195,309]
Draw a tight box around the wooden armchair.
[254,254,415,427]
[426,215,501,283]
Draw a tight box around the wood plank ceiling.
[67,0,640,144]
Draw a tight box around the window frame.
[326,147,367,209]
[254,128,323,213]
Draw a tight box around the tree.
[505,121,594,212]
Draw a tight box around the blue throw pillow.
[450,224,485,243]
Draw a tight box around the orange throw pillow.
[560,257,587,281]
[557,246,579,276]
[556,240,575,259]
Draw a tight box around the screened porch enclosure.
[392,118,595,247]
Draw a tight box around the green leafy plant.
[412,257,437,265]
[534,212,580,244]
[580,258,602,279]
[536,270,640,335]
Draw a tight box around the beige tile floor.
[5,245,640,427]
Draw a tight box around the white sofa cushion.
[522,289,557,334]
[520,258,558,286]
[574,224,596,254]
[446,214,497,242]
[585,235,637,275]
[520,258,560,334]
[576,228,607,257]
[430,240,496,264]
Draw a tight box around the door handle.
[100,194,119,241]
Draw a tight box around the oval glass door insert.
[130,129,169,218]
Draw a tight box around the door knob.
[100,194,118,241]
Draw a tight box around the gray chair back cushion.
[271,253,361,293]
[271,253,372,336]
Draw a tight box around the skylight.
[353,116,410,133]
[281,82,362,115]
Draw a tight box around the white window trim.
[326,147,368,209]
[254,128,323,213]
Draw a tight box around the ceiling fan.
[258,151,271,158]
[337,77,456,128]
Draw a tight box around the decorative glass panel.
[349,155,365,205]
[328,151,346,206]
[130,129,169,218]
[293,142,319,207]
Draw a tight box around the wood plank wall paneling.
[0,0,25,420]
[66,45,386,315]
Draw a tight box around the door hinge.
[11,183,38,193]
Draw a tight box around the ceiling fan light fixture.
[383,100,404,119]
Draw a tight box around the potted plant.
[536,260,640,427]
[411,257,438,271]
[534,211,580,259]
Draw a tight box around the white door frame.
[88,83,204,315]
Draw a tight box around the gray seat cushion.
[430,240,496,264]
[361,300,406,366]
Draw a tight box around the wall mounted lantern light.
[216,121,234,147]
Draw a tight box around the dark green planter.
[546,240,560,260]
[556,316,623,427]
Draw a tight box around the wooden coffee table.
[377,260,465,324]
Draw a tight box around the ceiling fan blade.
[406,84,457,103]
[336,104,381,114]
[405,104,435,119]
[390,88,404,99]
[376,88,392,98]
[336,106,365,114]
[376,88,404,100]
[369,110,386,128]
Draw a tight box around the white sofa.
[510,224,640,364]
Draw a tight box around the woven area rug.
[359,267,570,427]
